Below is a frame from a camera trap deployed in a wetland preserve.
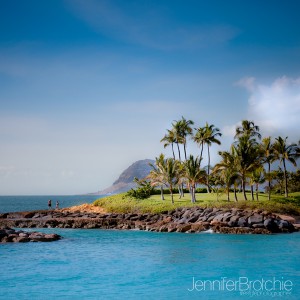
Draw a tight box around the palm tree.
[171,121,183,161]
[178,116,194,160]
[183,155,206,203]
[213,150,239,202]
[163,158,180,203]
[148,155,180,203]
[148,154,166,200]
[203,122,222,193]
[260,137,274,200]
[273,136,300,197]
[160,130,176,160]
[235,120,261,140]
[172,117,194,161]
[193,126,206,168]
[251,168,265,201]
[232,136,260,200]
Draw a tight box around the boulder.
[278,220,294,232]
[263,218,279,232]
[0,229,7,239]
[248,214,264,225]
[13,236,30,243]
[176,224,192,233]
[212,214,225,223]
[187,215,200,223]
[237,217,248,227]
[227,220,237,227]
[222,212,232,222]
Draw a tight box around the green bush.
[126,181,154,199]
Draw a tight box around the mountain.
[92,159,154,195]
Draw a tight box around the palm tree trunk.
[190,185,194,203]
[234,186,238,202]
[170,186,174,204]
[193,184,196,202]
[183,143,187,160]
[176,142,181,161]
[199,142,204,168]
[242,177,247,200]
[227,187,230,202]
[207,145,211,193]
[256,183,259,201]
[251,185,254,201]
[171,143,175,160]
[268,161,271,200]
[283,159,288,198]
[160,186,164,200]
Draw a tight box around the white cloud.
[230,76,300,141]
[235,77,256,92]
[247,76,300,140]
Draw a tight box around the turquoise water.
[1,229,299,299]
[0,195,102,213]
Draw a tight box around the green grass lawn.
[93,191,300,215]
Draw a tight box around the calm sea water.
[0,195,103,213]
[0,229,299,300]
[0,196,299,299]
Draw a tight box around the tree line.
[145,117,300,203]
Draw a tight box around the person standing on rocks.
[56,201,59,209]
[48,199,52,210]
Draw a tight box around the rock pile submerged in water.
[0,227,61,243]
[0,207,297,234]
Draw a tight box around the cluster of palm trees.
[148,118,300,203]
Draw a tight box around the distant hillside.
[92,159,154,195]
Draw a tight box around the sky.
[0,0,300,195]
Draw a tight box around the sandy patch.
[61,203,106,214]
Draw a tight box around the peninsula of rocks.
[0,227,61,243]
[0,206,298,235]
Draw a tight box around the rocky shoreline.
[0,206,298,234]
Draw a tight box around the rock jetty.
[0,227,61,243]
[0,206,297,234]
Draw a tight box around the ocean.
[0,196,300,299]
[0,195,102,213]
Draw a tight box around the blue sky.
[0,0,300,195]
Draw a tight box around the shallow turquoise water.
[1,229,299,299]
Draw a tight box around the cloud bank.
[236,76,300,142]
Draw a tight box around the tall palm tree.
[160,129,176,160]
[232,136,260,200]
[235,120,261,140]
[260,137,274,200]
[273,136,300,197]
[213,150,239,202]
[203,122,222,193]
[183,155,206,203]
[171,120,183,161]
[193,126,206,168]
[179,116,194,160]
[172,116,194,161]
